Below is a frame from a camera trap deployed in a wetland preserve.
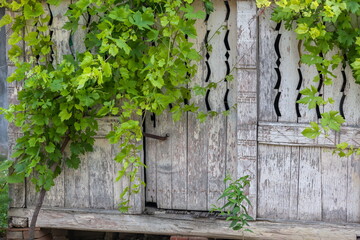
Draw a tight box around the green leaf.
[59,109,72,121]
[302,122,321,139]
[7,173,25,184]
[47,0,62,5]
[0,14,12,28]
[24,3,45,20]
[45,142,56,153]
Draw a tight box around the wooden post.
[236,0,258,218]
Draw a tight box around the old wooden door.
[144,0,238,211]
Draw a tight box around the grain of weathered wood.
[258,121,336,147]
[258,8,277,122]
[155,110,173,209]
[347,154,360,223]
[225,0,238,194]
[258,144,292,219]
[187,0,208,211]
[10,208,360,240]
[297,147,322,221]
[236,0,257,69]
[88,139,114,209]
[43,170,65,208]
[170,112,188,210]
[343,64,360,126]
[321,148,348,222]
[144,113,158,204]
[288,146,300,220]
[64,151,90,208]
[278,25,299,122]
[206,0,227,209]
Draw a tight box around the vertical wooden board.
[64,153,90,208]
[258,9,278,122]
[236,0,257,69]
[170,112,188,210]
[154,110,172,209]
[225,0,238,188]
[186,0,208,211]
[288,146,300,220]
[257,144,291,219]
[347,154,360,223]
[343,64,360,126]
[297,46,318,123]
[8,133,25,208]
[43,170,65,207]
[297,147,322,221]
[321,148,347,222]
[206,0,227,209]
[88,139,114,209]
[323,50,343,115]
[144,113,158,204]
[49,1,72,65]
[277,25,299,122]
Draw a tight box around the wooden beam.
[9,208,360,240]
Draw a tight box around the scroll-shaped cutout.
[274,92,282,117]
[296,68,303,90]
[205,61,211,82]
[296,93,302,118]
[275,22,282,31]
[224,0,230,21]
[274,68,281,89]
[341,70,347,92]
[205,30,210,44]
[317,71,324,92]
[316,93,322,119]
[224,30,230,51]
[205,13,210,22]
[274,34,282,62]
[151,113,156,128]
[205,89,211,111]
[224,89,230,111]
[340,95,346,119]
[225,61,230,77]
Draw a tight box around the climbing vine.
[0,0,216,237]
[257,0,360,155]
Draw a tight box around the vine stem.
[28,137,70,240]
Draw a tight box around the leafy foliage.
[211,175,253,232]
[256,0,360,155]
[0,0,215,212]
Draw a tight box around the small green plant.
[0,155,9,235]
[211,175,253,232]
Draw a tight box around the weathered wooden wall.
[257,8,360,223]
[6,0,360,235]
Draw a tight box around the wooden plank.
[288,146,300,220]
[64,152,90,208]
[144,113,158,204]
[347,153,360,223]
[225,0,238,184]
[170,112,188,210]
[49,0,71,64]
[186,0,208,211]
[88,139,114,209]
[154,110,172,209]
[277,24,299,122]
[321,148,348,222]
[206,0,227,209]
[258,8,278,122]
[258,121,336,147]
[236,0,257,69]
[342,63,360,126]
[297,49,318,123]
[9,208,360,240]
[297,147,321,221]
[43,170,65,208]
[257,144,292,219]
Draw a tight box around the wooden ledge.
[8,207,360,240]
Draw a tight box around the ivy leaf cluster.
[0,0,214,213]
